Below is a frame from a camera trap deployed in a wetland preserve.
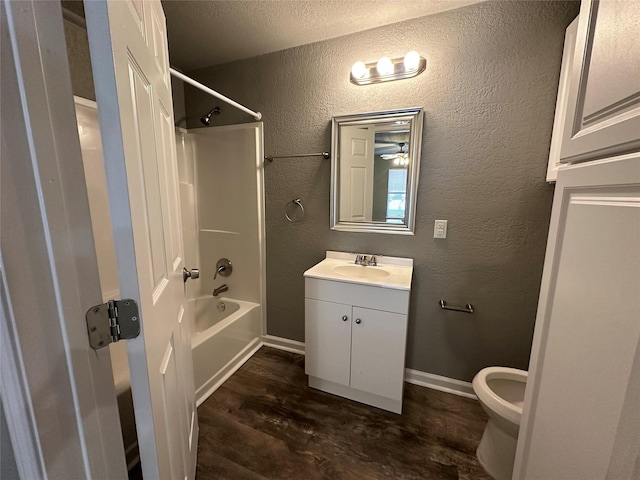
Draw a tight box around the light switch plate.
[434,220,447,239]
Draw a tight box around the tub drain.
[217,301,226,312]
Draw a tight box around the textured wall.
[183,1,578,382]
[62,17,95,101]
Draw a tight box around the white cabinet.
[304,278,410,414]
[350,306,407,400]
[305,298,352,386]
[515,1,640,477]
[558,0,640,164]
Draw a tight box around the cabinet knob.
[355,318,362,324]
[342,315,348,322]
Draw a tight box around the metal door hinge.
[86,299,140,350]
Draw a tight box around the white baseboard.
[261,334,305,355]
[405,368,477,400]
[260,335,476,400]
[195,338,262,407]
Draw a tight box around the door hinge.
[85,299,140,350]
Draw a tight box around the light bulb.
[351,61,367,79]
[404,51,420,71]
[376,56,394,76]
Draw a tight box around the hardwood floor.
[196,347,491,480]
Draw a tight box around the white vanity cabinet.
[303,252,413,414]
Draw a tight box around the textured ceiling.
[162,0,484,71]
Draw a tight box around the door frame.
[1,1,126,477]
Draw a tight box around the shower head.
[200,106,221,126]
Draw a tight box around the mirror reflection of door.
[339,125,375,222]
[373,131,410,224]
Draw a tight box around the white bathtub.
[191,296,261,406]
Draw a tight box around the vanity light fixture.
[350,51,426,85]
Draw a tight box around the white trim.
[195,338,262,407]
[3,1,126,477]
[404,368,477,399]
[0,253,46,480]
[260,335,477,400]
[261,335,306,355]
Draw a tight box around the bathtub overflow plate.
[217,302,226,312]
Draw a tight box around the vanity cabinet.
[304,276,410,414]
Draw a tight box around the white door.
[514,155,640,479]
[559,0,640,163]
[2,1,127,478]
[350,307,407,400]
[84,1,197,479]
[305,298,352,386]
[339,126,375,222]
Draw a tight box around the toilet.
[472,367,528,480]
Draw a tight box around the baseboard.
[195,338,262,407]
[261,334,305,355]
[405,368,477,400]
[260,336,476,400]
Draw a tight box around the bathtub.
[191,296,262,406]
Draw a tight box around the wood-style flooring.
[195,347,491,480]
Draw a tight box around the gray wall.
[184,1,578,382]
[62,8,95,101]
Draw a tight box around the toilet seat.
[473,367,527,427]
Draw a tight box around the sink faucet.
[354,254,378,266]
[212,284,228,297]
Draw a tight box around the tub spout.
[212,284,228,297]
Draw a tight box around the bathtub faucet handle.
[214,258,233,280]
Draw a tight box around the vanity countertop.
[303,251,413,291]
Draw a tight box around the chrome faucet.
[212,284,228,297]
[214,265,226,280]
[354,254,378,266]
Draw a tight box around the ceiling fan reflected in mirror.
[380,142,409,166]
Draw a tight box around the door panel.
[350,307,407,399]
[85,0,197,478]
[560,0,640,163]
[515,155,640,479]
[339,126,375,221]
[305,299,352,386]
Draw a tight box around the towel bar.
[439,300,474,314]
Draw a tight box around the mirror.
[331,107,423,234]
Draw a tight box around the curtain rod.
[170,68,262,121]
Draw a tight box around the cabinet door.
[559,0,640,163]
[350,307,407,399]
[305,299,352,386]
[514,155,640,479]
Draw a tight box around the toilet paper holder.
[439,299,474,314]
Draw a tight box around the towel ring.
[284,198,305,223]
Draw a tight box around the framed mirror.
[330,107,424,234]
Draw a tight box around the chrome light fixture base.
[350,56,426,86]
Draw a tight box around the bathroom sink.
[304,251,413,290]
[332,265,390,279]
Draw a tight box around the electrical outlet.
[434,220,448,239]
